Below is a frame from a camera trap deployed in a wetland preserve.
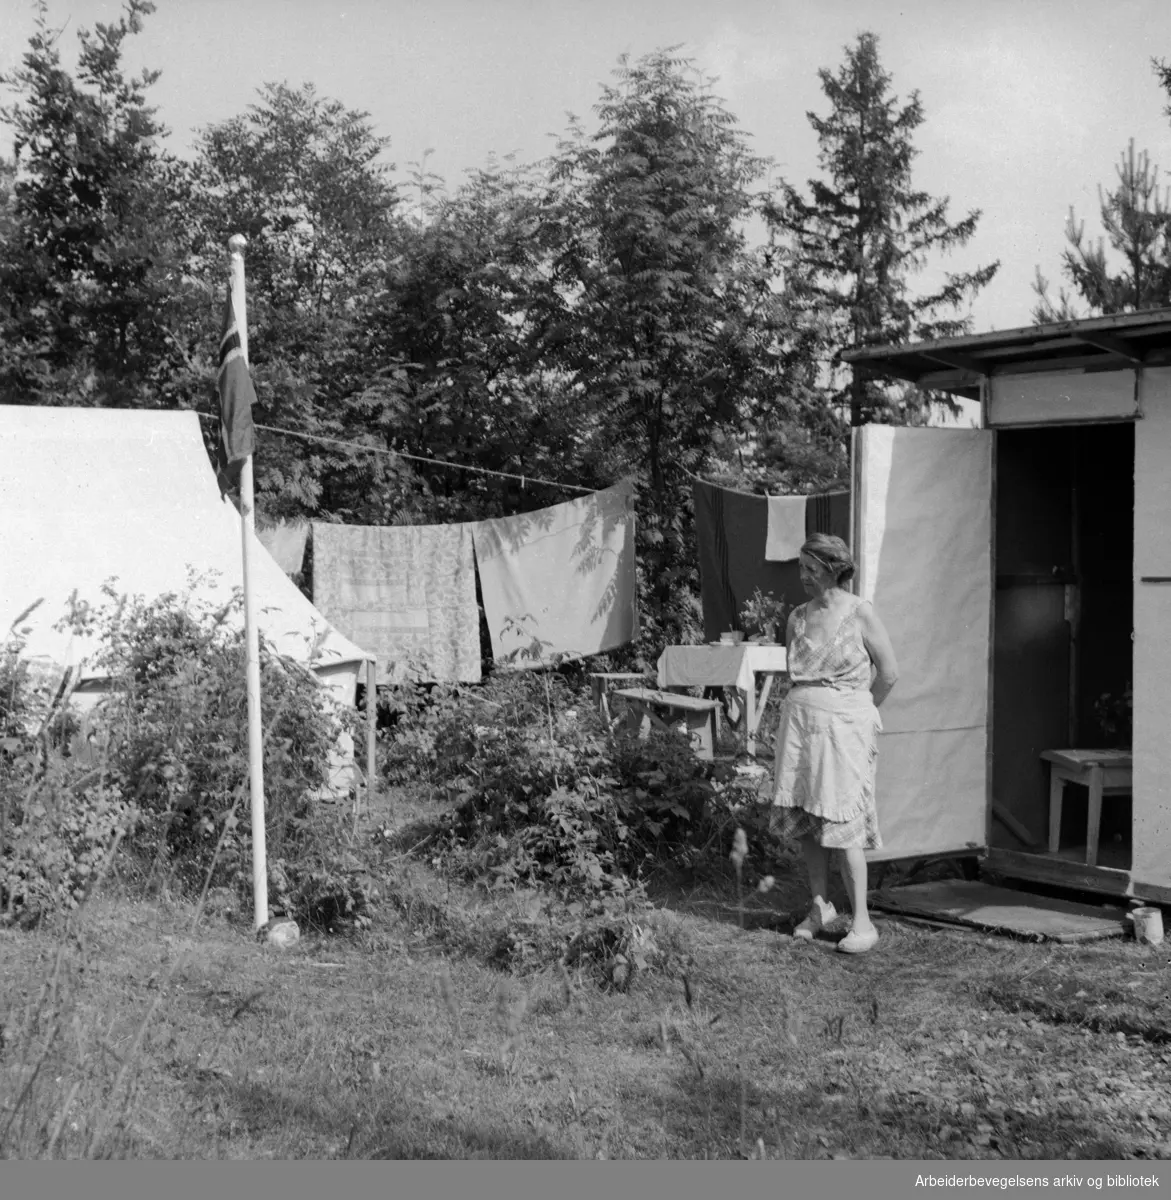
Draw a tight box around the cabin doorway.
[990,422,1135,874]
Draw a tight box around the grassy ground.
[2,787,1170,1160]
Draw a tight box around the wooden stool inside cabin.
[1040,749,1133,867]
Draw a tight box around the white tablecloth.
[656,643,788,693]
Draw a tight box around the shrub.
[437,683,634,897]
[1,777,133,929]
[3,579,374,930]
[607,729,716,842]
[75,586,342,892]
[268,836,379,933]
[2,613,135,927]
[377,677,463,786]
[401,669,719,899]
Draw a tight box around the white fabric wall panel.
[856,425,994,861]
[868,728,989,861]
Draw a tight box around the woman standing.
[769,534,899,954]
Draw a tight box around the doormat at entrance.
[871,880,1132,943]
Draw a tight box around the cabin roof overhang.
[842,308,1171,401]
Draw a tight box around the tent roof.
[1,406,371,683]
[842,307,1171,400]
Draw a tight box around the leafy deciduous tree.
[0,0,188,407]
[186,81,404,516]
[351,156,591,526]
[547,49,800,640]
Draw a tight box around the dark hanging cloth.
[807,490,851,544]
[693,480,802,642]
[693,481,851,642]
[693,480,740,639]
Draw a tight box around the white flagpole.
[229,233,268,932]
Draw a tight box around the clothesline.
[199,412,848,501]
[197,411,598,495]
[684,467,851,498]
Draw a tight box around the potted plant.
[1093,684,1133,747]
[740,588,789,644]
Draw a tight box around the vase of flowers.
[740,588,789,643]
[1093,684,1133,747]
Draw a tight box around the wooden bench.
[611,687,722,760]
[588,672,652,722]
[1041,748,1133,867]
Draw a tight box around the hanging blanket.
[310,521,481,683]
[693,481,851,641]
[471,481,639,668]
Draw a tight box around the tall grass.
[0,608,297,1158]
[0,775,250,1157]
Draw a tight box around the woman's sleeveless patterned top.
[786,595,872,692]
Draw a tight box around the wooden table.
[656,643,788,757]
[1041,748,1133,867]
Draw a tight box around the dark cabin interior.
[990,421,1134,868]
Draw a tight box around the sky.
[2,0,1171,339]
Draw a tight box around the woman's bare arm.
[783,606,799,652]
[858,601,899,708]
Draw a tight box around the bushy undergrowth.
[380,669,761,906]
[371,855,691,994]
[1,581,371,931]
[1,608,129,927]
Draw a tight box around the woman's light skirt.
[769,685,882,851]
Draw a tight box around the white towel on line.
[765,494,807,561]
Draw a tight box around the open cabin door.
[854,424,994,861]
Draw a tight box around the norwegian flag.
[216,282,256,489]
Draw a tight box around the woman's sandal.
[793,901,836,940]
[837,925,879,954]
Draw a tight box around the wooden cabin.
[843,308,1171,904]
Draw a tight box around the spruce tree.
[774,31,998,425]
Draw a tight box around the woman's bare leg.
[839,847,875,934]
[801,836,832,910]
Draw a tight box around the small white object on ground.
[266,920,301,948]
[1130,906,1164,946]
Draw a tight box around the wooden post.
[1085,764,1104,868]
[230,234,268,933]
[1047,767,1064,856]
[366,658,378,814]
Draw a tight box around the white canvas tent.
[0,407,372,780]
